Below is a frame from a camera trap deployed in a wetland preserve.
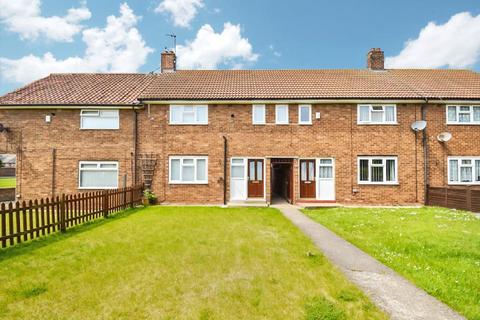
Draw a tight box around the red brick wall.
[2,102,474,205]
[0,109,134,200]
[425,104,480,187]
[137,103,425,205]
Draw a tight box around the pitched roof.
[1,69,480,106]
[139,69,480,100]
[0,73,155,106]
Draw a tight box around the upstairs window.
[79,161,118,189]
[448,157,480,184]
[169,156,208,184]
[447,105,480,124]
[252,104,266,125]
[298,104,312,125]
[275,105,289,124]
[80,109,119,129]
[169,105,208,125]
[358,156,397,184]
[357,105,396,124]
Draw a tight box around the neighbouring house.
[0,48,479,205]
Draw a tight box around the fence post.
[130,187,134,208]
[59,194,66,232]
[103,190,109,218]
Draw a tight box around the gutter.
[0,104,145,110]
[132,105,138,186]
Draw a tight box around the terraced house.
[0,48,479,205]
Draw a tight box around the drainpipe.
[132,103,139,186]
[51,148,56,197]
[421,103,429,204]
[223,136,228,205]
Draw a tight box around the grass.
[0,206,386,320]
[304,206,480,320]
[0,177,15,188]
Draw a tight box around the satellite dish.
[437,132,452,142]
[411,120,427,132]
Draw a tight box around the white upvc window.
[358,156,398,184]
[169,105,208,125]
[169,156,208,184]
[80,109,119,129]
[357,104,396,124]
[275,104,289,124]
[79,161,118,189]
[446,105,480,124]
[298,104,312,125]
[252,104,266,125]
[448,157,480,184]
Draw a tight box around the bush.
[143,189,157,204]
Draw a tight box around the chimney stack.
[161,50,176,73]
[367,48,384,70]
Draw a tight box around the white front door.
[317,158,335,201]
[230,158,247,200]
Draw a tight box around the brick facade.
[0,102,442,205]
[2,102,478,205]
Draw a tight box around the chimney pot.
[161,50,176,73]
[367,48,384,70]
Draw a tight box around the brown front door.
[248,159,264,198]
[300,159,316,198]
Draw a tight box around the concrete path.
[274,203,465,320]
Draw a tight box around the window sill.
[447,182,480,185]
[275,123,289,125]
[80,128,120,130]
[168,123,209,126]
[78,187,118,190]
[357,182,399,186]
[169,182,209,185]
[446,123,480,126]
[298,122,313,125]
[357,123,398,126]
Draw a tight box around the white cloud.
[177,23,259,69]
[0,0,91,42]
[386,12,480,69]
[269,44,281,57]
[155,0,204,28]
[0,3,153,84]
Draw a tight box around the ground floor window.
[448,157,480,184]
[358,156,397,184]
[169,156,208,184]
[79,161,118,189]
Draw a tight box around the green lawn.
[0,206,386,320]
[0,177,15,188]
[305,206,480,320]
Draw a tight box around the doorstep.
[227,199,268,207]
[296,200,341,208]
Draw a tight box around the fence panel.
[0,186,143,248]
[427,186,480,213]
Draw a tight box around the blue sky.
[1,0,480,95]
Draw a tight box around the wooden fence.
[427,186,480,213]
[0,186,143,248]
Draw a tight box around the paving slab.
[274,203,465,320]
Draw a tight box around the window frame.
[169,105,209,125]
[275,104,289,125]
[298,104,312,125]
[252,104,266,125]
[357,104,397,125]
[78,161,119,189]
[169,156,208,184]
[447,156,480,185]
[357,156,398,185]
[80,109,119,130]
[446,105,480,125]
